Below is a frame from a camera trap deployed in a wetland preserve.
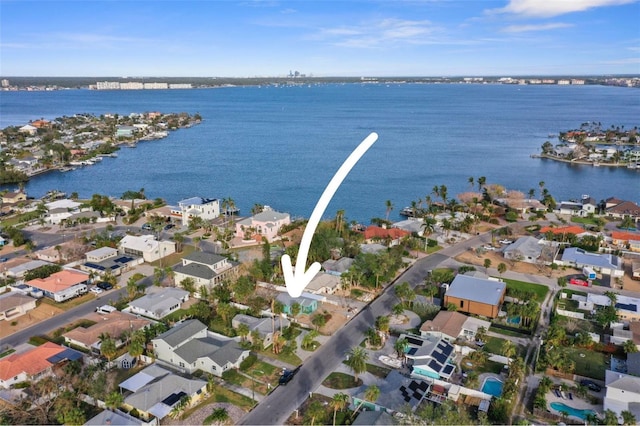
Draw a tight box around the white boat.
[378,355,403,369]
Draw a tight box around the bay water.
[1,83,638,223]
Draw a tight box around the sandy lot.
[0,302,64,339]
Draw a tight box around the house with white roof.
[128,287,189,320]
[235,207,290,242]
[173,252,239,296]
[118,235,175,263]
[560,247,624,277]
[152,319,250,376]
[305,272,341,295]
[4,260,53,279]
[604,370,640,422]
[177,196,220,226]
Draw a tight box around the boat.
[378,355,403,369]
[59,166,75,172]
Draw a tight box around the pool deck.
[546,389,602,421]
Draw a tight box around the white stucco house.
[604,370,640,422]
[151,319,250,376]
[127,287,189,320]
[177,196,220,226]
[118,235,176,263]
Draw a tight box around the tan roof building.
[63,311,152,353]
[420,310,491,342]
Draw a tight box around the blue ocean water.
[1,83,638,223]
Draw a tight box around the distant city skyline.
[2,0,639,77]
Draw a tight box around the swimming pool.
[481,377,503,397]
[550,402,596,420]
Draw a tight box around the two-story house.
[151,319,250,376]
[177,196,220,227]
[173,252,239,296]
[235,208,290,242]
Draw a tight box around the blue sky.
[1,0,639,77]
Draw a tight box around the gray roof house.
[322,257,354,276]
[232,314,290,349]
[119,364,207,422]
[503,236,558,265]
[84,409,145,426]
[560,247,624,277]
[128,287,189,319]
[173,252,239,297]
[151,319,250,376]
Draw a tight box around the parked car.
[482,245,496,251]
[96,281,113,290]
[499,239,514,244]
[90,287,103,295]
[164,223,174,230]
[141,223,152,231]
[570,278,589,287]
[0,257,8,263]
[279,366,301,385]
[580,379,601,392]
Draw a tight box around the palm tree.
[501,340,516,366]
[394,337,409,360]
[475,326,487,343]
[352,385,380,418]
[602,409,619,425]
[306,400,325,426]
[497,262,507,278]
[477,176,486,191]
[385,200,394,222]
[345,346,368,382]
[330,393,350,426]
[237,323,250,343]
[468,176,474,190]
[128,329,145,362]
[538,181,545,198]
[208,407,230,425]
[105,391,124,410]
[621,410,636,425]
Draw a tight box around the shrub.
[240,354,257,371]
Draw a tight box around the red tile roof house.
[26,269,89,302]
[361,225,410,246]
[0,342,83,388]
[611,231,640,253]
[540,225,587,237]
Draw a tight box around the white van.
[96,305,117,314]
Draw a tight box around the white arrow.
[282,132,379,297]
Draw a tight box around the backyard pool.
[550,402,596,420]
[481,377,503,397]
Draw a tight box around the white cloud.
[488,0,636,17]
[501,22,574,33]
[314,18,441,49]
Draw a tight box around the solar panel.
[409,381,418,391]
[408,347,418,355]
[418,381,429,391]
[407,336,423,346]
[443,365,454,374]
[428,359,441,371]
[85,262,106,270]
[433,351,447,364]
[404,396,411,402]
[441,344,453,357]
[162,391,186,406]
[413,391,422,400]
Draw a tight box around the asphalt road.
[239,251,453,426]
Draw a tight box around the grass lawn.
[503,278,549,303]
[489,326,531,340]
[461,356,504,375]
[366,363,391,379]
[483,336,526,358]
[40,293,95,310]
[255,346,302,366]
[322,372,362,389]
[149,245,195,268]
[565,347,607,380]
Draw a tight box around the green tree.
[128,330,146,361]
[311,313,326,331]
[345,346,368,382]
[483,258,492,272]
[497,262,507,277]
[394,337,409,359]
[290,302,301,318]
[105,391,124,410]
[621,410,636,425]
[207,407,230,424]
[237,323,250,343]
[305,400,326,426]
[602,409,619,425]
[331,392,350,426]
[99,334,117,362]
[353,385,380,418]
[501,340,516,365]
[623,339,638,354]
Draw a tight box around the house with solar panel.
[0,342,84,388]
[119,363,207,423]
[152,319,250,376]
[398,333,456,381]
[80,246,142,277]
[177,196,220,227]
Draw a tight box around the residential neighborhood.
[0,181,639,425]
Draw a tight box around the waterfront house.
[444,275,506,318]
[18,124,37,135]
[0,291,37,321]
[177,196,220,227]
[151,319,250,376]
[118,235,175,263]
[115,125,137,138]
[63,311,152,354]
[44,199,82,225]
[360,225,410,246]
[0,342,83,389]
[606,200,640,222]
[1,190,26,205]
[127,287,189,320]
[235,208,291,242]
[559,247,624,277]
[539,225,589,239]
[276,292,318,315]
[173,251,239,296]
[232,313,290,349]
[27,269,89,302]
[119,364,207,423]
[420,311,491,343]
[603,370,640,422]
